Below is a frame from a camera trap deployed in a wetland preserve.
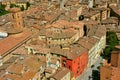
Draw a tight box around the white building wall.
[88,34,106,67]
[61,72,70,80]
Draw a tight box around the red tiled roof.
[22,70,36,80]
[110,5,120,15]
[101,17,118,24]
[78,37,94,50]
[12,46,28,55]
[0,78,4,80]
[22,56,45,71]
[7,63,23,74]
[45,20,84,29]
[49,67,70,80]
[9,8,21,13]
[0,30,32,56]
[2,74,21,80]
[50,44,87,60]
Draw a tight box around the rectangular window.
[57,54,60,57]
[12,14,14,19]
[51,53,53,55]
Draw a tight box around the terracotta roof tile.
[45,67,56,73]
[0,78,4,80]
[95,25,106,38]
[50,44,87,59]
[23,56,45,71]
[12,46,28,55]
[110,5,120,15]
[7,63,23,74]
[46,28,77,39]
[0,30,32,56]
[78,37,94,50]
[111,67,120,80]
[0,63,9,71]
[46,20,84,29]
[16,0,28,3]
[45,20,84,39]
[49,67,70,80]
[0,70,6,77]
[22,70,36,80]
[0,14,10,26]
[88,37,99,44]
[2,74,21,80]
[28,44,50,54]
[9,8,21,13]
[101,17,118,24]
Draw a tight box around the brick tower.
[8,8,23,33]
[9,8,23,30]
[111,45,120,67]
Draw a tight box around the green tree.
[107,32,118,46]
[10,4,16,8]
[103,31,119,60]
[0,4,6,9]
[26,2,30,9]
[0,4,9,16]
[10,4,19,8]
[21,5,24,11]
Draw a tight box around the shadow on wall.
[91,69,100,80]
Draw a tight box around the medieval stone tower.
[9,8,23,30]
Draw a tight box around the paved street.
[77,56,103,80]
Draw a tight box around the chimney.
[60,0,64,9]
[105,1,108,8]
[88,0,93,8]
[117,0,119,4]
[79,0,82,3]
[48,0,51,6]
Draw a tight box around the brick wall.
[111,51,120,67]
[100,66,112,80]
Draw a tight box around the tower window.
[12,14,14,19]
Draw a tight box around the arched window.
[79,15,84,21]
